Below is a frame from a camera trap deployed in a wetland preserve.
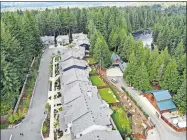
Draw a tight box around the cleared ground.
[98,88,117,103]
[106,67,123,77]
[90,76,105,86]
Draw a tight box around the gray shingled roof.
[74,130,123,140]
[61,47,85,62]
[64,96,88,124]
[56,35,69,42]
[60,58,88,71]
[61,68,89,85]
[62,82,83,104]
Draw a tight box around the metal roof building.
[143,90,177,113]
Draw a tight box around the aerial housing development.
[1,2,186,140]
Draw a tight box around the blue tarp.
[152,90,171,101]
[157,99,177,111]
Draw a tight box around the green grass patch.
[90,76,105,86]
[98,88,118,103]
[84,57,95,65]
[111,106,132,134]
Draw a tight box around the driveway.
[107,76,186,140]
[1,47,63,140]
[106,67,123,77]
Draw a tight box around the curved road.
[1,48,60,140]
[108,76,186,140]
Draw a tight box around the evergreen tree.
[124,52,137,85]
[173,79,186,114]
[93,33,111,68]
[160,59,179,92]
[133,63,150,91]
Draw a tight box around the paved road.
[108,76,186,140]
[1,47,61,140]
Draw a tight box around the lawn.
[111,106,132,134]
[84,57,95,65]
[90,76,105,86]
[98,88,118,103]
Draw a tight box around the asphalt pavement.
[1,47,61,140]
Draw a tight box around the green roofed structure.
[143,90,177,114]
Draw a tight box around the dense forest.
[1,4,186,115]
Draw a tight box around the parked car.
[111,78,118,83]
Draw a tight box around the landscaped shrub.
[55,56,61,61]
[54,121,59,128]
[8,115,15,124]
[58,107,63,112]
[42,125,47,133]
[45,103,50,111]
[23,99,29,108]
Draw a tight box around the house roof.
[111,53,120,62]
[61,47,85,62]
[151,90,172,102]
[60,58,88,71]
[157,99,177,111]
[61,68,89,85]
[56,35,69,42]
[63,96,88,124]
[74,130,123,140]
[40,36,54,43]
[62,82,83,104]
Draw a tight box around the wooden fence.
[161,115,186,132]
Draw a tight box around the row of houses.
[40,33,90,48]
[58,46,123,140]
